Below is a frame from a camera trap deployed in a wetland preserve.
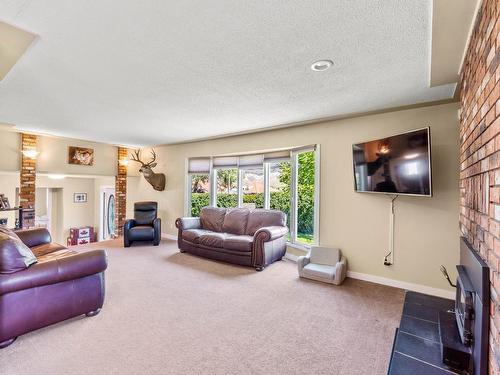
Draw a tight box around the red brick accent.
[115,147,128,236]
[459,1,500,373]
[19,133,37,210]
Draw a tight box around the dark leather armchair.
[124,201,161,247]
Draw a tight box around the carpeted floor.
[0,238,404,375]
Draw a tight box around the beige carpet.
[0,238,404,375]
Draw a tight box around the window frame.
[185,172,211,217]
[213,167,239,208]
[184,146,320,247]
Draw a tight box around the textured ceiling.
[0,0,457,146]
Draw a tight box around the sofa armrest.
[175,217,201,230]
[14,228,52,248]
[124,219,136,231]
[0,249,108,296]
[297,253,311,274]
[333,256,347,285]
[153,218,161,246]
[123,219,136,247]
[253,226,288,242]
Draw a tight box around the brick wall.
[459,0,500,373]
[115,147,128,236]
[19,133,37,210]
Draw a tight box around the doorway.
[100,186,116,241]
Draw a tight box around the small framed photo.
[74,193,87,203]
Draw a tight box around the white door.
[100,187,116,241]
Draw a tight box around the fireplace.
[388,239,490,375]
[439,238,489,375]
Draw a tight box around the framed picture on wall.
[74,193,87,203]
[68,146,94,166]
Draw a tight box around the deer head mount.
[130,149,166,191]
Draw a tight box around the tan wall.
[36,176,96,244]
[127,102,460,292]
[0,173,102,243]
[0,128,118,175]
[37,135,117,176]
[0,130,20,172]
[0,172,20,225]
[0,128,119,241]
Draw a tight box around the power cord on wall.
[384,251,392,266]
[384,195,398,266]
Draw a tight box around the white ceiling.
[0,1,460,146]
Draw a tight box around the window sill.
[286,241,310,252]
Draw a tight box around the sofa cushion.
[223,235,253,252]
[129,225,155,240]
[31,242,67,258]
[302,263,335,280]
[222,208,250,235]
[36,249,78,264]
[200,207,226,232]
[0,229,37,274]
[182,229,210,244]
[199,232,227,248]
[246,209,286,235]
[134,201,158,225]
[0,226,20,240]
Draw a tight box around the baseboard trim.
[161,233,177,241]
[284,252,299,262]
[284,253,453,299]
[346,271,454,299]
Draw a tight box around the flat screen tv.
[352,127,432,196]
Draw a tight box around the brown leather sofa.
[0,227,107,348]
[176,207,288,271]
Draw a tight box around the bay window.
[268,159,292,235]
[186,158,211,217]
[215,169,238,208]
[185,145,319,246]
[294,149,317,245]
[239,154,264,209]
[212,156,239,208]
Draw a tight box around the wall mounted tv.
[352,127,432,197]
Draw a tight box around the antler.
[130,150,146,166]
[149,149,157,165]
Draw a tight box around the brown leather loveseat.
[175,207,288,271]
[0,227,107,348]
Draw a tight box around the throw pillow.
[0,228,37,274]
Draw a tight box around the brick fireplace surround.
[459,0,500,372]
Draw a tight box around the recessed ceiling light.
[311,60,333,72]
